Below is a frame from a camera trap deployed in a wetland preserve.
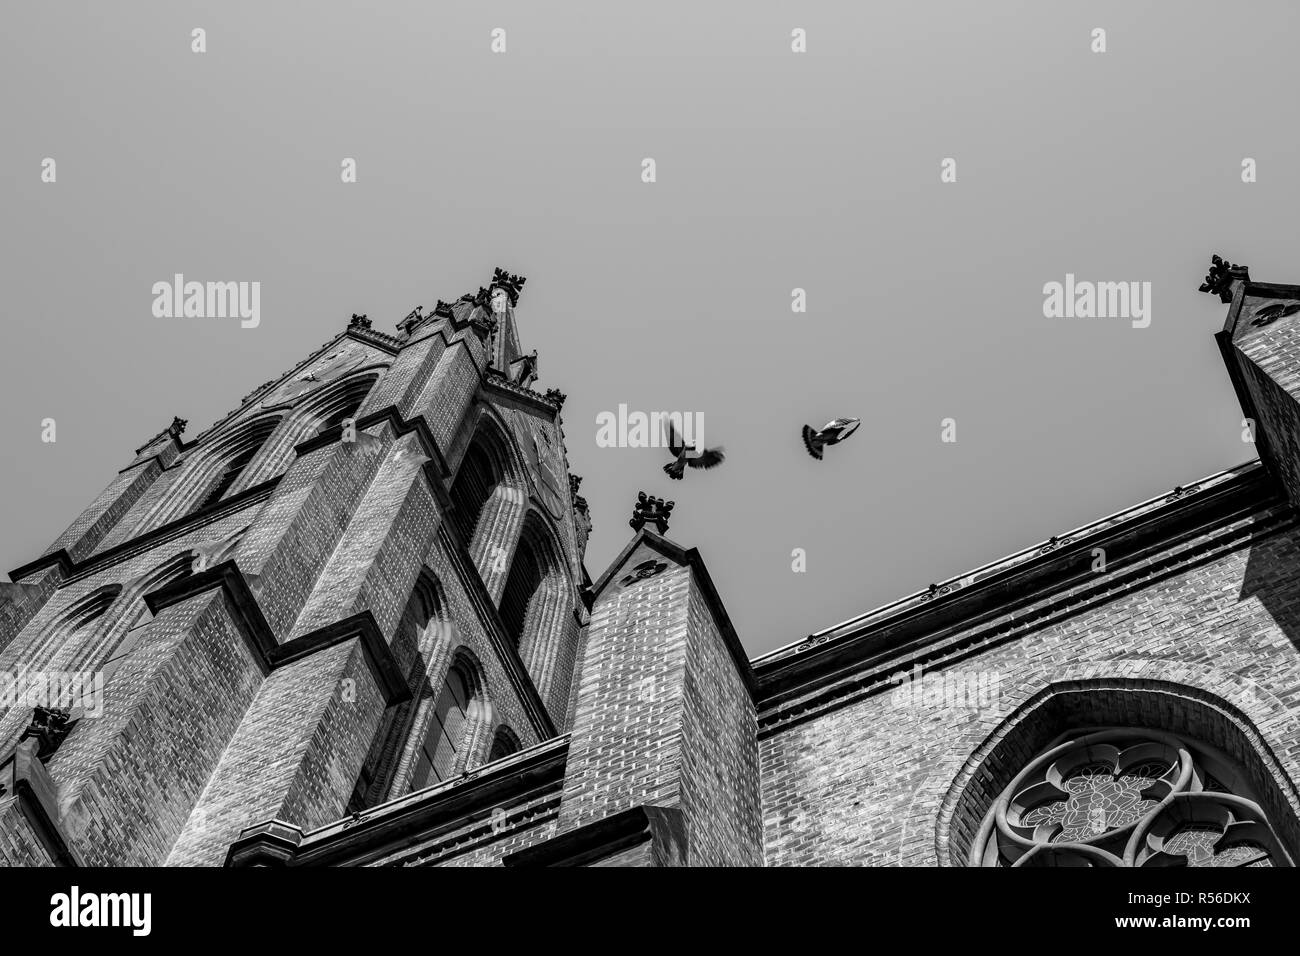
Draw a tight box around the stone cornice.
[755,463,1289,733]
[502,804,686,868]
[227,735,570,867]
[482,372,561,418]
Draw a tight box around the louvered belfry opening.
[449,441,498,546]
[499,536,543,649]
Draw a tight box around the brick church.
[2,257,1299,867]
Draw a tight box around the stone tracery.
[972,728,1293,867]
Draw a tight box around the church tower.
[0,268,593,866]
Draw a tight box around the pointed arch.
[71,549,199,681]
[23,583,123,673]
[500,509,576,714]
[940,680,1300,867]
[236,370,382,490]
[488,725,522,762]
[404,647,489,794]
[134,415,283,533]
[448,406,530,591]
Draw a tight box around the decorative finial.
[491,267,527,307]
[1198,254,1249,303]
[397,306,424,334]
[545,388,567,411]
[630,491,674,535]
[459,287,493,313]
[432,299,455,318]
[169,417,188,438]
[349,313,372,330]
[569,474,583,497]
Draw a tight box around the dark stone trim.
[1217,328,1278,487]
[9,478,280,585]
[438,524,558,740]
[591,531,759,701]
[8,550,74,583]
[502,805,686,867]
[230,737,570,867]
[0,740,83,866]
[145,560,276,676]
[225,820,303,867]
[145,561,409,705]
[293,404,452,485]
[269,611,410,707]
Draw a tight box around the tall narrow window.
[449,442,498,546]
[409,665,475,792]
[499,538,542,648]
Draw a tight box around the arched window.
[972,727,1294,867]
[499,537,543,648]
[449,441,498,546]
[193,418,279,511]
[409,662,478,792]
[348,572,448,811]
[311,375,375,438]
[32,586,120,664]
[488,726,521,762]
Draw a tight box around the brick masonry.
[5,265,1300,868]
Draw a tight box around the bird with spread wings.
[662,419,725,480]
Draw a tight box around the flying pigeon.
[802,417,860,460]
[663,420,725,480]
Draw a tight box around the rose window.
[971,728,1293,867]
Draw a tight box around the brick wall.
[758,513,1300,866]
[557,539,762,866]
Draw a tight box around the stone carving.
[629,492,674,535]
[19,706,76,760]
[349,313,372,331]
[545,388,567,411]
[1249,302,1300,328]
[973,728,1290,867]
[491,268,527,306]
[1198,254,1249,303]
[620,559,669,588]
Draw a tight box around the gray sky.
[3,1,1298,656]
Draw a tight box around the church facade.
[2,257,1299,867]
